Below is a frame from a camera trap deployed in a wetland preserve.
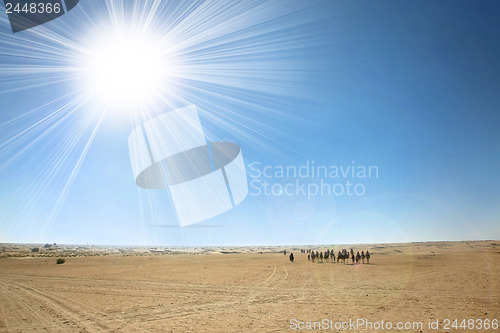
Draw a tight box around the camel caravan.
[286,248,371,264]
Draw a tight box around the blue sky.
[0,0,498,245]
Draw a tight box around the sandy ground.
[0,241,498,332]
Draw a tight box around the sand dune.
[0,241,498,332]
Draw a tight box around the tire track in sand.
[0,280,111,332]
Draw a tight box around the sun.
[82,29,173,112]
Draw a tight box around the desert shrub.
[56,258,65,264]
[31,248,40,252]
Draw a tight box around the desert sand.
[0,241,498,332]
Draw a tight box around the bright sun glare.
[84,31,170,111]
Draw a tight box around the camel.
[337,251,347,264]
